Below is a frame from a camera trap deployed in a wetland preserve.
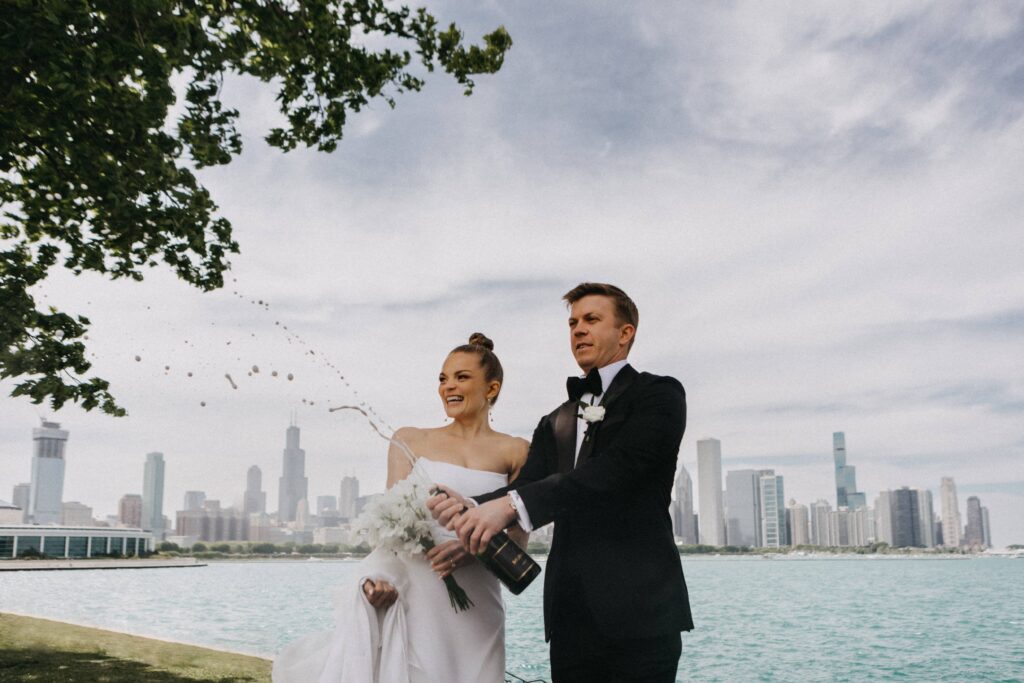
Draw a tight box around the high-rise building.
[142,452,166,540]
[725,469,761,547]
[61,501,94,526]
[759,472,786,547]
[118,494,143,528]
[786,499,809,546]
[12,483,30,523]
[278,424,308,523]
[940,477,962,548]
[674,464,697,544]
[810,499,833,546]
[184,491,206,511]
[697,439,725,547]
[316,495,338,516]
[29,420,69,524]
[916,490,935,548]
[981,506,991,548]
[243,466,267,515]
[339,476,359,521]
[888,487,929,548]
[833,432,866,510]
[964,496,987,548]
[874,491,894,545]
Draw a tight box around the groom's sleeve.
[515,378,685,528]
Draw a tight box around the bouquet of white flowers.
[353,476,474,612]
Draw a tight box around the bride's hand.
[426,485,470,528]
[362,579,399,609]
[426,540,472,579]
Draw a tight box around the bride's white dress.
[273,458,508,683]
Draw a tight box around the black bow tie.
[567,367,603,402]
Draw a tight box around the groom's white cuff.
[507,491,534,533]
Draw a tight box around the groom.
[428,282,693,682]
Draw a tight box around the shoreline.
[0,557,206,571]
[0,612,271,681]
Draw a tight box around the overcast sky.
[2,1,1022,545]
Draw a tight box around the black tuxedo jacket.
[478,364,693,641]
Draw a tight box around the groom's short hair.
[563,283,639,348]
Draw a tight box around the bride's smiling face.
[438,352,499,420]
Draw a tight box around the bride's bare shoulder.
[493,432,530,466]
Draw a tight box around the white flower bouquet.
[353,476,474,612]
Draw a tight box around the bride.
[273,333,529,682]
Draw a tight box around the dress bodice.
[411,458,508,544]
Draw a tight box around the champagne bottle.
[431,489,541,595]
[476,529,542,595]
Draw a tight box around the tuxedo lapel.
[576,364,638,465]
[553,401,578,473]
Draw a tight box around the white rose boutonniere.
[579,404,606,424]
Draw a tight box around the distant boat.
[306,556,322,562]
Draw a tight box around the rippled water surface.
[1,556,1021,681]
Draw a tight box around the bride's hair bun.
[467,332,494,351]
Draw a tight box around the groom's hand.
[454,496,517,555]
[426,485,470,528]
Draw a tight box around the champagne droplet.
[134,355,141,362]
[252,365,259,373]
[287,373,294,381]
[200,401,206,407]
[225,374,238,390]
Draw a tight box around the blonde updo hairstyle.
[449,332,504,405]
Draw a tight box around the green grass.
[0,613,271,682]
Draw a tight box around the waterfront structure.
[725,469,762,547]
[964,496,988,548]
[809,499,833,546]
[759,472,786,547]
[278,424,308,523]
[786,500,809,546]
[11,484,30,523]
[119,494,143,528]
[697,438,725,546]
[243,466,267,515]
[142,452,166,540]
[940,477,962,548]
[833,432,866,510]
[674,464,697,544]
[0,524,150,558]
[61,501,93,526]
[29,420,69,524]
[339,476,359,521]
[184,490,206,511]
[175,506,248,543]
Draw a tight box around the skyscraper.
[964,496,987,548]
[724,469,761,547]
[874,491,894,545]
[786,499,809,546]
[697,438,725,546]
[12,483,30,523]
[981,507,991,548]
[810,499,833,546]
[940,477,962,548]
[244,466,267,515]
[142,452,166,539]
[29,420,69,524]
[184,491,206,511]
[278,423,308,523]
[916,489,935,548]
[833,432,865,510]
[674,464,696,544]
[889,487,926,548]
[339,476,359,521]
[759,471,787,547]
[119,494,143,528]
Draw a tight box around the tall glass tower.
[142,452,166,539]
[833,432,865,509]
[278,423,308,523]
[697,438,725,546]
[29,420,69,524]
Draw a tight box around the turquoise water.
[1,556,1021,681]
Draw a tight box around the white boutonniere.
[579,404,606,424]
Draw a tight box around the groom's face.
[568,295,635,372]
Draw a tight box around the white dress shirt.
[509,359,629,533]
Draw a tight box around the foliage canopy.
[0,0,511,415]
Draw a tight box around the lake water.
[1,556,1022,682]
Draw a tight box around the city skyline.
[0,3,1021,546]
